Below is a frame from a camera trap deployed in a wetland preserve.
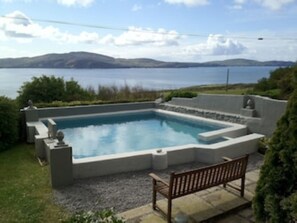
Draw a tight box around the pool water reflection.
[54,111,226,158]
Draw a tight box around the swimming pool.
[54,110,227,159]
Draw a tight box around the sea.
[0,66,278,99]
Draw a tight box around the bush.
[97,84,158,101]
[17,75,94,107]
[63,209,125,223]
[0,96,18,151]
[17,76,157,107]
[258,137,270,155]
[253,74,297,222]
[165,91,197,102]
[253,65,297,100]
[249,89,282,100]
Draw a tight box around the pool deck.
[119,166,260,222]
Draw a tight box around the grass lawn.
[0,144,69,223]
[183,83,255,95]
[162,83,254,100]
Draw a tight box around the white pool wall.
[72,131,262,179]
[72,146,198,178]
[23,101,264,182]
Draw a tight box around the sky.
[0,0,297,62]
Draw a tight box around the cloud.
[231,0,246,9]
[232,0,296,10]
[56,0,94,7]
[164,0,209,7]
[253,0,295,10]
[0,11,36,38]
[183,34,246,56]
[0,11,181,48]
[1,0,94,7]
[101,27,181,47]
[0,0,32,2]
[0,11,100,43]
[234,0,246,3]
[132,4,142,11]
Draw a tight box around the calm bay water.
[0,66,278,98]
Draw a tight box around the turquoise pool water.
[54,112,225,158]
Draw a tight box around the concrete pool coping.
[72,133,262,178]
[40,108,248,143]
[26,105,263,185]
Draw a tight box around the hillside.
[0,52,294,68]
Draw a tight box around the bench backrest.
[169,155,249,198]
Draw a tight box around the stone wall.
[158,103,247,124]
[164,94,287,136]
[169,94,245,114]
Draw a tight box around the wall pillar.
[49,131,73,188]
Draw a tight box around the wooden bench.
[149,154,249,223]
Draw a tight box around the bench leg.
[152,180,157,210]
[167,198,172,223]
[241,175,245,197]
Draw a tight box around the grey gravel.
[53,153,263,213]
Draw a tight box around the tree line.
[17,75,158,107]
[251,64,297,99]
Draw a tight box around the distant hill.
[0,52,294,68]
[204,59,294,67]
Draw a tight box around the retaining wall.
[37,102,156,119]
[169,95,245,114]
[165,94,287,136]
[72,133,263,179]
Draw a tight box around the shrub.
[17,75,93,107]
[0,96,18,151]
[17,76,157,107]
[97,84,158,101]
[165,91,197,102]
[253,65,297,100]
[258,137,270,155]
[253,74,297,222]
[63,209,125,223]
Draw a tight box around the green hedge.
[252,65,297,100]
[253,77,297,222]
[17,76,94,107]
[165,91,197,102]
[0,96,18,151]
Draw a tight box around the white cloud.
[231,0,246,9]
[234,0,246,3]
[0,11,35,38]
[0,0,32,2]
[183,34,246,56]
[232,0,296,10]
[0,0,94,7]
[0,11,100,44]
[132,4,142,11]
[253,0,295,10]
[101,27,181,47]
[164,0,209,7]
[0,11,181,48]
[56,0,94,7]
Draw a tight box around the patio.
[119,168,259,222]
[53,153,263,222]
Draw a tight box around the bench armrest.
[222,156,233,161]
[149,173,169,186]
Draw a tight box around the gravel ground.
[53,153,264,213]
